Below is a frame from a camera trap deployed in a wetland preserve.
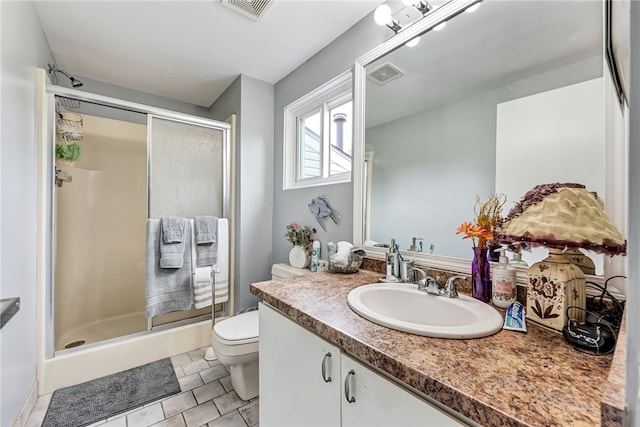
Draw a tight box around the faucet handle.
[443,276,465,298]
[412,268,440,294]
[412,267,427,291]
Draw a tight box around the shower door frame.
[44,84,232,359]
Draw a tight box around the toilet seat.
[213,310,259,346]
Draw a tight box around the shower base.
[55,311,147,352]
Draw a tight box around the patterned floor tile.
[162,391,197,418]
[208,409,248,427]
[182,401,220,427]
[239,400,259,426]
[213,391,248,415]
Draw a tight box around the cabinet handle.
[321,352,332,383]
[344,369,356,403]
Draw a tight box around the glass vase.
[487,243,500,262]
[472,247,491,302]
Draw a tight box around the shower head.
[70,77,83,88]
[48,64,84,88]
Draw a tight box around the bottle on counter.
[492,247,517,308]
[310,240,320,272]
[510,251,529,267]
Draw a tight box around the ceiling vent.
[221,0,274,21]
[367,62,405,85]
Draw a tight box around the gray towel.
[160,217,187,268]
[196,241,217,268]
[162,217,186,243]
[146,219,193,318]
[195,216,217,244]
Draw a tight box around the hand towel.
[162,216,186,243]
[193,266,214,309]
[160,216,187,268]
[192,218,229,307]
[146,218,193,318]
[195,216,217,245]
[214,218,229,304]
[195,218,218,267]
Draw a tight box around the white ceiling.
[34,0,385,107]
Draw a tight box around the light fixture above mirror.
[373,0,460,43]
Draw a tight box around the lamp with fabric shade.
[494,183,626,332]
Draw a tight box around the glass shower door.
[148,116,227,326]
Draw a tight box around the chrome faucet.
[442,276,465,298]
[412,267,439,294]
[412,268,462,298]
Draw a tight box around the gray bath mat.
[42,358,180,427]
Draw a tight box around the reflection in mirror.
[362,0,606,273]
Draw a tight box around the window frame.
[283,70,352,190]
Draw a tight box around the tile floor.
[26,347,259,427]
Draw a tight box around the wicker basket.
[328,249,364,274]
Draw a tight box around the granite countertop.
[250,269,624,427]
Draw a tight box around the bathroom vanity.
[250,269,626,426]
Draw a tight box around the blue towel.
[195,216,217,244]
[146,219,193,318]
[160,217,187,268]
[162,217,186,243]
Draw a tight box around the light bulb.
[405,37,420,47]
[433,21,446,31]
[374,4,392,26]
[466,3,480,13]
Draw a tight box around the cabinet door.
[259,303,341,427]
[341,354,464,427]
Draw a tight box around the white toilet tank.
[271,263,311,279]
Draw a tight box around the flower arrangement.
[285,223,315,249]
[456,194,506,249]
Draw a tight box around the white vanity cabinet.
[259,302,465,427]
[259,302,341,426]
[341,353,463,426]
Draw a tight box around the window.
[283,71,352,190]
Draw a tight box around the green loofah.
[55,143,81,162]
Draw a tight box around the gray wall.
[366,57,602,257]
[210,75,274,313]
[272,13,383,263]
[68,75,211,118]
[628,1,639,422]
[0,2,55,425]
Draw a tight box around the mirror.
[357,0,612,274]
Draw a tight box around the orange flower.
[456,222,473,236]
[457,194,505,249]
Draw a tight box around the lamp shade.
[494,183,626,256]
[494,183,626,332]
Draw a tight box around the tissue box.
[329,250,364,274]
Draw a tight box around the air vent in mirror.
[367,62,405,85]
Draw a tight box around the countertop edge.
[601,310,627,426]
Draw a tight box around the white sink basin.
[347,283,503,339]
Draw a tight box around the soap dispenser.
[510,251,529,267]
[492,247,517,308]
[386,239,399,279]
[408,237,423,252]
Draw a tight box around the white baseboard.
[13,382,37,427]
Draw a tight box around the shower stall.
[38,78,233,393]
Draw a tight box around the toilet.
[210,263,309,400]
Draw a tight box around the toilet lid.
[214,310,259,341]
